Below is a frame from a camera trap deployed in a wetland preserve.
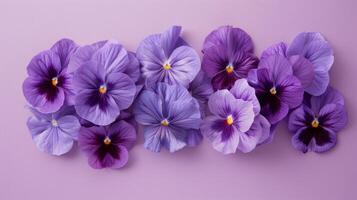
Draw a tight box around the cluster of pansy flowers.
[23,25,348,170]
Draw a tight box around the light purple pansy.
[261,32,334,96]
[23,39,78,113]
[248,55,304,124]
[72,41,138,126]
[201,79,271,154]
[27,106,81,156]
[78,120,136,169]
[136,26,200,88]
[202,25,259,90]
[133,83,202,152]
[288,87,347,153]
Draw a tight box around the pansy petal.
[185,129,203,147]
[73,61,105,90]
[261,42,287,60]
[203,25,254,53]
[208,90,237,117]
[161,26,182,56]
[230,79,260,115]
[319,104,348,133]
[75,90,120,126]
[124,52,141,82]
[277,75,304,108]
[258,55,293,83]
[289,55,315,89]
[106,72,136,110]
[288,105,314,133]
[50,38,78,68]
[57,115,81,140]
[168,99,201,129]
[134,90,163,125]
[167,45,201,86]
[305,70,330,96]
[310,86,345,113]
[292,127,337,153]
[254,115,272,144]
[68,40,107,73]
[93,42,129,74]
[108,120,137,150]
[201,116,240,154]
[27,50,62,77]
[202,45,228,78]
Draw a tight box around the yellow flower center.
[103,137,111,145]
[51,77,58,87]
[311,118,319,128]
[226,115,234,125]
[51,119,58,127]
[226,65,234,74]
[163,63,171,70]
[161,119,170,126]
[270,87,277,95]
[99,85,107,94]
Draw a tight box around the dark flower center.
[51,77,58,87]
[269,87,277,95]
[35,66,65,102]
[311,118,319,128]
[103,136,111,145]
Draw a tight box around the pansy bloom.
[202,25,259,90]
[72,41,138,126]
[248,55,304,124]
[288,87,347,153]
[261,32,334,96]
[201,79,271,154]
[27,106,81,155]
[134,83,201,152]
[23,39,78,113]
[136,26,200,87]
[78,120,136,169]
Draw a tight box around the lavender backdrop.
[1,0,356,199]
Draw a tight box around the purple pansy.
[72,41,138,126]
[188,70,214,116]
[136,26,200,87]
[78,120,136,169]
[23,39,78,113]
[133,83,202,152]
[248,55,304,124]
[288,87,347,153]
[261,32,334,96]
[27,106,81,155]
[201,79,271,154]
[202,26,259,90]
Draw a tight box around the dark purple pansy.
[248,55,304,124]
[23,39,78,113]
[72,41,138,126]
[202,26,259,90]
[136,26,200,87]
[261,32,334,96]
[288,87,347,153]
[78,120,136,169]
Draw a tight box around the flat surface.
[0,0,356,199]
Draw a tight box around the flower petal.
[134,90,163,125]
[230,79,260,115]
[106,72,136,110]
[93,42,129,74]
[50,38,78,68]
[305,70,330,96]
[289,55,315,89]
[108,120,137,150]
[309,86,345,113]
[288,105,314,133]
[258,55,293,83]
[277,75,304,108]
[261,42,287,60]
[292,127,337,153]
[319,104,348,133]
[185,129,203,147]
[160,26,183,56]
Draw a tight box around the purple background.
[1,0,356,199]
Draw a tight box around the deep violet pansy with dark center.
[202,25,259,90]
[288,87,348,153]
[78,120,136,169]
[23,39,78,113]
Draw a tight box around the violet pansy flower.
[201,79,270,154]
[248,55,304,124]
[136,26,200,87]
[261,32,334,96]
[72,41,138,126]
[133,83,202,152]
[202,26,259,90]
[78,120,136,169]
[27,106,81,155]
[23,39,78,113]
[288,87,347,153]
